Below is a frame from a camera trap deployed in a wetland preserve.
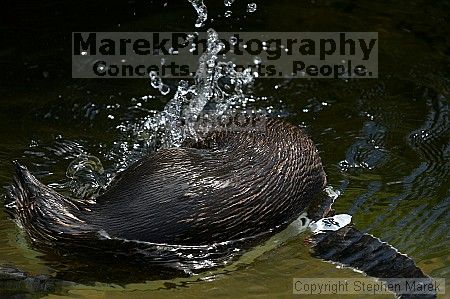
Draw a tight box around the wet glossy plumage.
[6,119,326,247]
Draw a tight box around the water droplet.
[224,0,235,6]
[224,10,232,17]
[66,155,105,198]
[247,3,257,13]
[229,36,238,45]
[188,0,208,28]
[159,84,171,95]
[207,58,216,68]
[149,71,163,89]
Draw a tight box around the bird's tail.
[5,161,96,247]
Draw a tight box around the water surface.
[0,0,448,298]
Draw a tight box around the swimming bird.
[5,119,326,248]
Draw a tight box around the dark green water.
[0,0,449,298]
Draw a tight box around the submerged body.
[6,119,326,248]
[3,119,436,298]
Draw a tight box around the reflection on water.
[0,0,449,298]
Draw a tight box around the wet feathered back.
[6,119,326,248]
[86,119,327,244]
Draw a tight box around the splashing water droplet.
[178,80,190,94]
[224,0,235,7]
[224,10,232,17]
[188,0,208,28]
[66,155,105,198]
[159,84,171,95]
[149,71,163,89]
[109,29,258,176]
[247,3,257,13]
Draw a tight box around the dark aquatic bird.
[5,119,326,247]
[2,119,436,299]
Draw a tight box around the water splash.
[113,28,256,167]
[64,155,105,198]
[33,25,275,196]
[188,0,208,28]
[247,3,257,13]
[224,0,236,7]
[149,71,171,95]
